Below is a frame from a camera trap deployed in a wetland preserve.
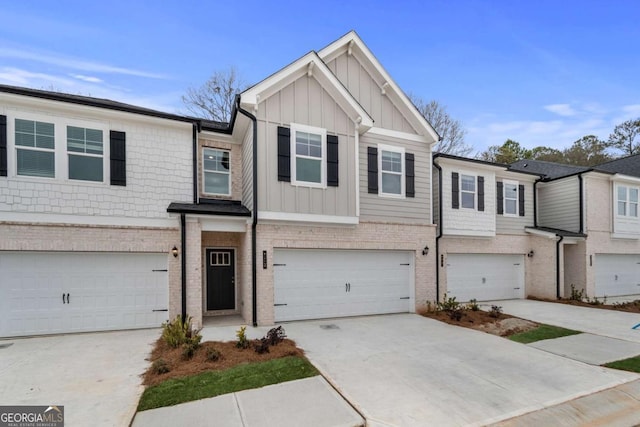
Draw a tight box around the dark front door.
[206,249,235,311]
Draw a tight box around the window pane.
[630,203,638,217]
[630,189,638,203]
[295,131,322,158]
[17,149,55,177]
[36,135,55,150]
[505,184,517,198]
[204,149,229,172]
[382,172,401,194]
[461,175,475,192]
[67,126,85,140]
[67,126,103,154]
[618,186,627,201]
[204,171,230,194]
[505,199,517,214]
[15,119,34,133]
[16,119,55,149]
[35,121,54,136]
[296,157,321,183]
[618,201,626,216]
[15,132,35,147]
[69,154,103,182]
[461,192,474,209]
[382,151,401,172]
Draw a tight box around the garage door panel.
[0,252,168,338]
[274,249,412,322]
[447,254,525,302]
[595,254,640,297]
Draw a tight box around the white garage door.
[273,249,413,322]
[0,252,169,338]
[595,254,640,297]
[446,254,525,302]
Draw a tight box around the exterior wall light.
[422,246,429,256]
[527,250,534,258]
[172,246,179,258]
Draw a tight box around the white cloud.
[0,47,166,79]
[544,103,578,117]
[70,74,103,83]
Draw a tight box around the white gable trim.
[318,31,440,143]
[240,51,373,133]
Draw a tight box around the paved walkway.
[131,376,364,427]
[529,333,640,365]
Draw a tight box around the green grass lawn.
[137,356,318,411]
[508,324,582,344]
[604,356,640,373]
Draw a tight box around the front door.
[206,249,235,311]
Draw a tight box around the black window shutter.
[277,126,291,182]
[477,176,485,211]
[367,147,378,194]
[496,182,504,214]
[110,131,126,186]
[405,153,415,198]
[518,184,525,216]
[0,115,6,177]
[451,172,459,209]
[327,134,339,187]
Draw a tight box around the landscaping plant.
[236,326,250,349]
[162,315,202,349]
[489,305,503,318]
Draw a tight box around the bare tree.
[182,67,246,122]
[608,118,640,156]
[410,96,472,156]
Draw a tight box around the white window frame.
[502,179,519,217]
[66,125,105,183]
[290,123,326,188]
[460,173,476,209]
[202,147,232,196]
[617,184,639,218]
[14,118,56,179]
[378,143,406,198]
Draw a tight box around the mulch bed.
[143,338,304,386]
[421,309,538,336]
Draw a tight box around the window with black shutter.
[110,131,126,186]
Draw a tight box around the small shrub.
[236,326,250,349]
[467,299,480,311]
[448,308,463,321]
[489,305,503,318]
[265,326,286,346]
[151,359,170,375]
[162,315,202,349]
[205,348,221,362]
[181,340,201,360]
[438,294,460,312]
[254,338,270,354]
[569,284,585,302]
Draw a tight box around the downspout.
[236,99,259,327]
[433,158,443,302]
[556,234,564,299]
[180,213,187,321]
[192,123,199,204]
[578,174,584,234]
[533,179,539,228]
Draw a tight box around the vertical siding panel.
[359,65,372,114]
[335,54,348,89]
[347,55,360,99]
[281,84,295,124]
[308,77,323,128]
[294,77,308,124]
[322,91,335,131]
[257,120,269,211]
[266,92,280,122]
[381,96,393,129]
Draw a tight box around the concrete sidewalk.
[131,376,364,427]
[529,333,640,365]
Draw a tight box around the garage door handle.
[152,269,168,272]
[62,293,65,304]
[400,297,410,300]
[67,293,70,304]
[152,309,168,312]
[274,303,288,306]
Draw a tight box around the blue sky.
[1,0,639,154]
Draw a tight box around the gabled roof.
[593,153,640,178]
[510,159,590,180]
[0,84,195,124]
[434,153,544,176]
[240,50,373,133]
[318,31,439,143]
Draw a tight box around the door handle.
[62,293,66,304]
[66,293,70,304]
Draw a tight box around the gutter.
[556,234,564,299]
[180,213,187,321]
[192,123,199,204]
[235,98,259,327]
[433,158,443,302]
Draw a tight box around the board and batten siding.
[359,133,431,224]
[495,178,535,234]
[432,166,440,227]
[241,126,253,211]
[326,53,418,135]
[255,74,357,217]
[538,177,581,233]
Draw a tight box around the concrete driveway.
[283,314,638,427]
[0,329,159,427]
[488,299,640,343]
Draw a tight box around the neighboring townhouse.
[0,85,194,338]
[1,31,440,337]
[433,154,559,302]
[170,31,439,327]
[512,155,640,299]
